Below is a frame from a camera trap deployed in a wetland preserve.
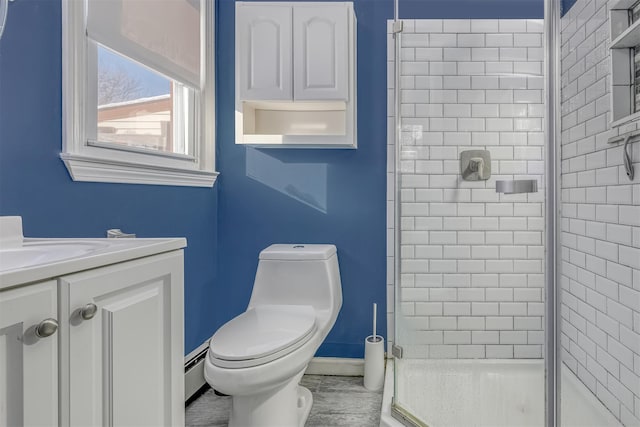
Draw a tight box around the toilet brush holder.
[363,335,385,391]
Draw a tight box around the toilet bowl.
[204,244,343,427]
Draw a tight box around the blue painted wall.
[397,0,543,18]
[0,0,218,354]
[215,0,392,358]
[0,0,545,359]
[562,0,577,16]
[215,0,544,358]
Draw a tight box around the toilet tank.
[248,244,342,312]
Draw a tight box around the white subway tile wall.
[561,1,640,425]
[387,19,545,360]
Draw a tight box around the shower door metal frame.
[390,0,415,422]
[390,0,562,426]
[544,0,562,426]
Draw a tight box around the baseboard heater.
[184,341,367,403]
[184,341,210,402]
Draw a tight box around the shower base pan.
[380,359,621,427]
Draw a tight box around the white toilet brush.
[364,303,384,391]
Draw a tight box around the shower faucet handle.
[460,150,491,181]
[468,157,484,172]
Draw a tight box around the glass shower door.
[389,16,548,427]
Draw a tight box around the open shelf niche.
[610,0,640,125]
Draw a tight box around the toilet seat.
[209,305,318,369]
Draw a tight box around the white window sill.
[60,153,218,187]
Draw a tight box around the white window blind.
[86,0,201,88]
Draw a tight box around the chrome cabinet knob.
[80,303,98,320]
[35,318,58,338]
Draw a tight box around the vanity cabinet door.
[60,251,184,427]
[293,5,349,101]
[0,281,58,427]
[237,5,293,100]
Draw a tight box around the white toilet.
[204,244,343,427]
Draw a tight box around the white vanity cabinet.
[60,251,184,426]
[0,280,58,426]
[0,247,184,427]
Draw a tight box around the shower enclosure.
[386,0,639,426]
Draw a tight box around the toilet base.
[297,385,313,426]
[228,370,312,427]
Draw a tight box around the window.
[62,0,217,187]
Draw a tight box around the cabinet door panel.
[294,6,348,100]
[109,288,163,426]
[0,281,58,427]
[237,5,292,100]
[62,251,184,427]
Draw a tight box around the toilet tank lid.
[259,244,337,260]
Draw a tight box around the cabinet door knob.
[35,318,58,338]
[80,303,98,320]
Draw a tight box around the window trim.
[61,0,218,187]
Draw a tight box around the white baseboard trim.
[304,357,365,376]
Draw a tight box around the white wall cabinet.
[236,2,357,148]
[237,5,293,100]
[293,6,349,101]
[0,281,58,426]
[237,3,349,102]
[0,251,184,427]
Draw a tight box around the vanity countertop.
[0,237,187,290]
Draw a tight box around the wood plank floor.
[185,375,383,427]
